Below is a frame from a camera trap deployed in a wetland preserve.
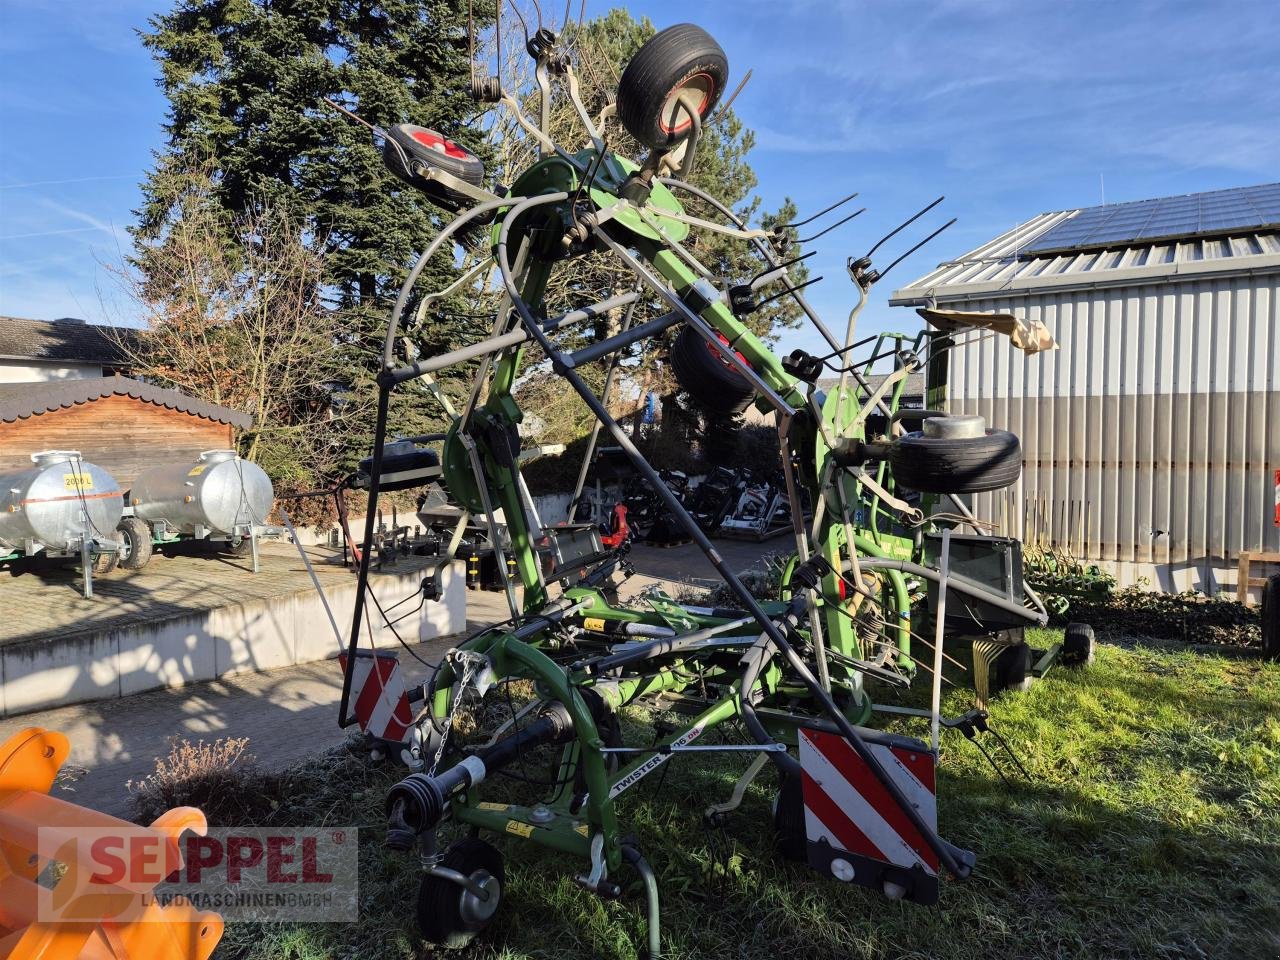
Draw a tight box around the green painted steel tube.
[639,242,808,412]
[453,803,592,859]
[607,691,743,797]
[868,369,908,544]
[497,636,623,870]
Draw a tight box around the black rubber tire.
[227,538,254,557]
[117,517,153,571]
[417,837,504,949]
[670,325,754,414]
[354,447,441,493]
[385,124,485,184]
[91,551,118,576]
[865,409,945,438]
[993,639,1032,694]
[889,428,1022,494]
[1062,622,1096,667]
[772,774,807,862]
[617,23,728,150]
[1262,574,1280,662]
[383,124,485,211]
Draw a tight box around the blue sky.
[1,0,1277,356]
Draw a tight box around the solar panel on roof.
[1022,182,1280,255]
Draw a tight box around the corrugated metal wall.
[945,272,1279,591]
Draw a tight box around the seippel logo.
[608,719,707,799]
[36,826,359,923]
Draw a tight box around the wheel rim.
[659,73,714,135]
[457,871,501,926]
[409,127,472,161]
[119,537,132,561]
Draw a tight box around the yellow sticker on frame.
[583,617,606,632]
[505,820,534,838]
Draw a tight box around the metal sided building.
[889,183,1280,595]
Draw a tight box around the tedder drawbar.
[326,19,1086,956]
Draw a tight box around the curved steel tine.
[783,190,861,230]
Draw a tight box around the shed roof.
[0,375,252,429]
[890,186,1280,305]
[0,316,133,365]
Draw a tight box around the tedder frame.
[326,17,1068,956]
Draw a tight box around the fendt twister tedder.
[331,19,1086,955]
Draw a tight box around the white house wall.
[0,359,105,383]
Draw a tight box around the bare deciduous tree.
[111,173,363,497]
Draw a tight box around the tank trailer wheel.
[91,550,119,576]
[417,837,505,949]
[888,415,1022,494]
[617,23,728,151]
[117,516,154,571]
[228,538,255,557]
[1262,574,1280,662]
[1062,622,1096,667]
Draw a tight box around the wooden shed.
[0,376,251,486]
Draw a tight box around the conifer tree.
[135,0,490,467]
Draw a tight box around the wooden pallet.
[1236,550,1280,606]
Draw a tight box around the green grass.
[213,632,1280,960]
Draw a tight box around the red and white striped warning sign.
[339,649,414,743]
[798,727,939,875]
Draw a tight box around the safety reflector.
[339,649,414,744]
[798,727,941,904]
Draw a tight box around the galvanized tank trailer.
[120,450,278,573]
[0,450,123,598]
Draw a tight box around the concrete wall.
[0,359,104,383]
[0,560,465,717]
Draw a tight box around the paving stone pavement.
[0,542,433,647]
[0,539,777,819]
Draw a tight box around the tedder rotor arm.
[492,191,976,881]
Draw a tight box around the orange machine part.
[0,728,224,960]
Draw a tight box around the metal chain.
[426,652,485,777]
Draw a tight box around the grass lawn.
[204,629,1279,960]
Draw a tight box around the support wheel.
[417,838,504,949]
[117,517,153,571]
[670,325,754,414]
[1062,622,1096,667]
[772,774,807,862]
[617,23,728,150]
[1262,574,1280,662]
[889,418,1022,494]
